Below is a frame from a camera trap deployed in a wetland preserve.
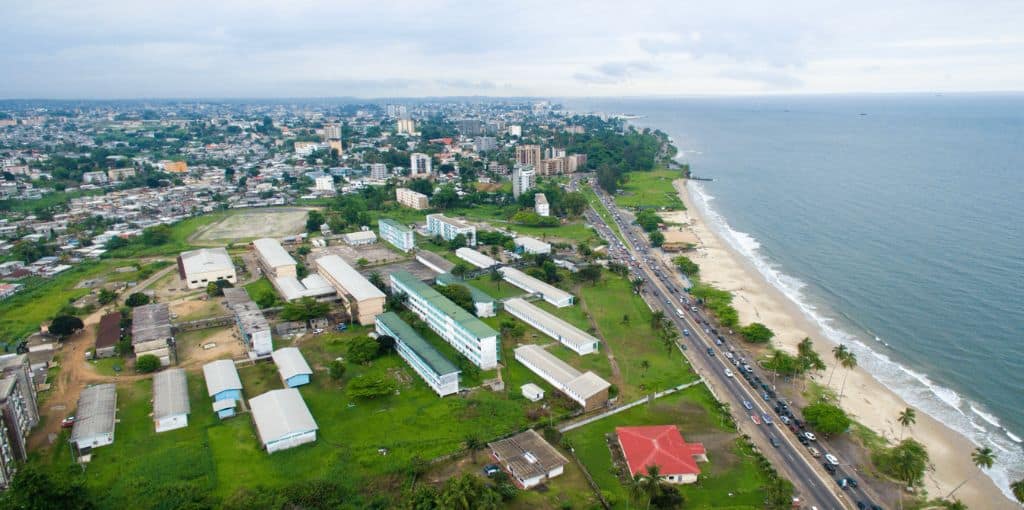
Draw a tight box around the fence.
[557,378,705,433]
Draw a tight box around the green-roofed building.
[375,312,460,397]
[390,270,500,369]
[435,273,497,318]
[378,218,415,252]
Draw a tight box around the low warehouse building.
[488,429,569,489]
[455,247,498,269]
[514,344,609,411]
[203,360,243,419]
[249,388,318,454]
[271,347,313,387]
[514,236,551,255]
[178,247,236,290]
[71,383,117,454]
[132,303,175,366]
[498,267,574,307]
[94,312,121,359]
[342,230,377,246]
[253,238,298,278]
[152,368,190,433]
[224,288,273,358]
[416,251,455,274]
[504,298,598,355]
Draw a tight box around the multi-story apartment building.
[375,312,460,397]
[474,136,497,152]
[389,271,498,369]
[426,214,476,246]
[512,165,535,198]
[0,354,39,488]
[395,187,430,210]
[410,153,432,176]
[515,144,541,168]
[322,124,342,140]
[379,218,415,252]
[396,119,416,135]
[370,164,388,180]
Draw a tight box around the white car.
[824,453,839,466]
[724,368,734,378]
[803,431,817,441]
[807,446,821,458]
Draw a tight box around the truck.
[675,308,685,319]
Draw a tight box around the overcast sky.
[3,1,1023,99]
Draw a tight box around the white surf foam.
[687,180,1024,501]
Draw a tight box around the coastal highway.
[578,175,885,510]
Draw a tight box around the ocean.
[563,94,1024,495]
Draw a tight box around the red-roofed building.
[616,425,708,484]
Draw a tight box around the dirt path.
[575,284,624,389]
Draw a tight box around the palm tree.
[897,408,917,439]
[1010,478,1024,506]
[650,310,666,331]
[464,435,484,464]
[641,465,665,510]
[828,344,849,386]
[628,474,647,509]
[838,351,858,401]
[947,446,996,498]
[489,268,502,288]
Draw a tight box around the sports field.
[192,208,308,243]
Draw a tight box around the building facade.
[395,187,430,210]
[410,153,432,176]
[515,144,541,167]
[375,312,460,397]
[379,218,415,252]
[514,344,609,411]
[426,214,476,246]
[389,271,499,369]
[535,193,549,217]
[504,298,599,355]
[512,165,535,198]
[315,255,386,325]
[178,247,236,290]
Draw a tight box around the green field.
[615,169,686,211]
[566,386,768,509]
[583,186,627,244]
[503,222,598,243]
[105,213,228,258]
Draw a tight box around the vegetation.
[947,446,996,499]
[802,401,851,436]
[48,315,84,338]
[672,256,699,277]
[739,322,774,343]
[435,284,474,314]
[614,169,686,210]
[689,284,738,327]
[872,438,929,487]
[280,297,329,321]
[0,464,94,510]
[135,354,161,373]
[898,407,917,439]
[125,292,151,307]
[347,375,397,399]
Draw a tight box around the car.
[788,423,799,433]
[742,400,753,410]
[483,464,502,477]
[336,323,348,331]
[683,329,690,336]
[761,391,771,401]
[794,418,805,429]
[724,368,734,378]
[706,348,715,356]
[750,414,761,425]
[724,352,734,359]
[837,478,854,490]
[798,435,810,445]
[761,413,773,424]
[779,415,791,425]
[803,431,817,441]
[715,337,723,345]
[823,462,837,474]
[61,416,75,428]
[807,446,821,458]
[768,435,780,448]
[824,453,839,466]
[856,502,867,510]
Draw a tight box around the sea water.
[564,94,1024,497]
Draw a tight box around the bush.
[739,322,775,343]
[135,354,161,373]
[49,315,84,338]
[347,337,380,364]
[803,401,851,436]
[328,360,346,381]
[690,284,739,327]
[873,438,929,487]
[672,256,700,277]
[125,292,150,307]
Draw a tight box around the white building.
[514,236,552,255]
[253,238,297,278]
[152,368,190,433]
[271,347,313,388]
[370,164,389,180]
[294,141,323,156]
[379,218,415,252]
[396,118,416,135]
[474,136,498,152]
[178,247,236,290]
[535,193,550,217]
[314,175,335,192]
[395,187,430,210]
[342,230,377,246]
[390,271,499,369]
[249,389,318,454]
[521,383,545,402]
[514,344,610,411]
[223,288,273,357]
[426,214,476,246]
[376,312,460,397]
[504,298,599,355]
[410,153,432,176]
[508,125,522,137]
[455,247,497,269]
[512,165,536,199]
[70,384,117,452]
[498,267,574,307]
[273,273,336,302]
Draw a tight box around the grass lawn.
[105,260,173,283]
[105,212,229,258]
[468,275,531,300]
[615,169,686,211]
[88,357,127,376]
[243,277,280,306]
[503,222,598,244]
[566,386,767,509]
[0,260,121,346]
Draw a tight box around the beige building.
[178,247,236,290]
[315,255,385,325]
[253,238,297,278]
[160,160,188,173]
[515,144,541,167]
[396,119,416,135]
[396,187,430,210]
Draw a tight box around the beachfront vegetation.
[872,438,929,487]
[1011,479,1024,505]
[739,322,775,343]
[614,169,686,211]
[672,256,700,277]
[690,284,739,327]
[802,401,851,436]
[947,446,996,499]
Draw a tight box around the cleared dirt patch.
[192,208,309,243]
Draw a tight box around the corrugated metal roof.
[376,312,459,376]
[153,368,190,419]
[499,267,572,304]
[271,347,313,381]
[249,388,318,443]
[71,383,117,443]
[488,429,568,481]
[514,344,609,400]
[253,238,297,269]
[179,247,233,275]
[202,359,242,397]
[504,298,596,352]
[315,255,386,302]
[455,247,497,269]
[132,303,172,344]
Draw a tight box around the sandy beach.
[669,179,1015,509]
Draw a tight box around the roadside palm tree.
[897,408,917,439]
[838,351,858,401]
[947,446,996,498]
[828,344,849,386]
[1010,478,1024,506]
[464,435,484,464]
[628,474,647,509]
[650,310,666,331]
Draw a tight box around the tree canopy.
[739,322,775,343]
[49,315,84,338]
[803,401,851,436]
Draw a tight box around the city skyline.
[3,1,1024,99]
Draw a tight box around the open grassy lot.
[566,386,768,509]
[104,213,227,258]
[88,357,126,376]
[0,260,121,346]
[615,169,686,211]
[503,222,598,243]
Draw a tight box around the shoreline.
[671,178,1016,509]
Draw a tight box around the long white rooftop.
[315,255,386,301]
[253,238,297,269]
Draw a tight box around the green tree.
[947,446,996,499]
[125,292,150,307]
[306,210,325,232]
[648,230,665,247]
[763,349,802,376]
[367,271,385,291]
[640,359,650,377]
[438,473,501,510]
[572,264,602,285]
[464,434,484,463]
[828,344,849,385]
[650,310,666,331]
[672,256,699,277]
[141,224,172,246]
[838,351,858,401]
[873,438,929,487]
[2,464,94,510]
[739,322,774,343]
[436,284,474,313]
[451,262,470,278]
[97,288,117,305]
[206,279,233,297]
[802,401,851,436]
[408,178,434,196]
[898,407,917,439]
[280,297,329,321]
[347,375,396,399]
[328,360,346,381]
[49,315,84,338]
[356,257,369,267]
[135,354,161,373]
[489,268,502,288]
[347,336,381,364]
[1010,478,1024,506]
